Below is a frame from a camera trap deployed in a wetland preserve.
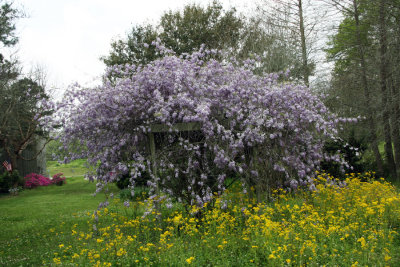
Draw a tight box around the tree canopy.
[325,0,400,179]
[0,1,54,172]
[0,0,19,47]
[102,1,243,67]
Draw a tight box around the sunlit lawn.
[0,160,119,266]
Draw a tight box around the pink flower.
[24,173,52,188]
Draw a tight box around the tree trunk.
[352,0,385,176]
[391,13,400,176]
[8,152,19,187]
[390,78,400,176]
[298,0,309,86]
[7,149,18,172]
[379,0,398,179]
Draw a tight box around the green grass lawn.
[47,158,92,177]
[0,160,118,266]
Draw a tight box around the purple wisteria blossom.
[56,44,349,206]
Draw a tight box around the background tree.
[102,24,158,67]
[326,0,400,180]
[0,78,52,171]
[388,0,400,172]
[158,1,243,55]
[377,0,397,179]
[236,16,301,77]
[0,0,19,85]
[102,1,243,67]
[0,0,18,47]
[0,1,54,173]
[254,0,325,86]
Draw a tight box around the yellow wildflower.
[53,257,61,265]
[186,256,195,264]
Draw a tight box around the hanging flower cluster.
[57,45,349,206]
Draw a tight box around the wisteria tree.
[58,43,350,207]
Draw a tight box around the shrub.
[0,170,23,193]
[119,187,149,201]
[321,136,367,178]
[24,173,52,189]
[116,171,150,189]
[51,173,66,186]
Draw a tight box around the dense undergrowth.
[48,172,400,266]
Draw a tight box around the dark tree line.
[0,0,52,173]
[325,0,400,180]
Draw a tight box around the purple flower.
[56,44,348,207]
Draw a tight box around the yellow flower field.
[53,172,400,266]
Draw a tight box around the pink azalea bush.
[57,43,354,207]
[51,173,66,186]
[24,173,52,189]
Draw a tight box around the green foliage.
[0,2,52,174]
[102,24,158,67]
[47,159,90,178]
[0,170,23,193]
[0,77,51,171]
[45,139,74,161]
[0,54,18,82]
[2,78,49,136]
[9,78,47,111]
[321,132,368,178]
[159,1,243,55]
[115,170,150,191]
[0,1,19,84]
[324,0,400,178]
[238,17,308,79]
[119,187,149,201]
[0,0,20,83]
[102,1,243,67]
[0,0,19,47]
[102,0,310,83]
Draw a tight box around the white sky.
[9,0,253,97]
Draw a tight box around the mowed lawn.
[0,160,119,266]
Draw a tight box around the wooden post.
[148,132,157,184]
[148,132,161,217]
[147,122,202,218]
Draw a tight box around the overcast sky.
[8,0,253,97]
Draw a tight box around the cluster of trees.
[100,0,400,181]
[2,0,399,185]
[325,0,400,180]
[101,1,311,83]
[0,0,53,173]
